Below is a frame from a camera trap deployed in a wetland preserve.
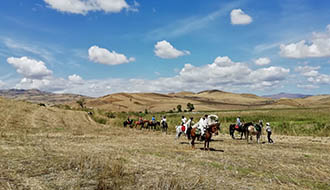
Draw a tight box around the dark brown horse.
[190,123,220,150]
[229,122,253,140]
[146,121,160,130]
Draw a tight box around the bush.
[105,112,116,119]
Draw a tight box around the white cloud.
[68,74,83,83]
[88,46,135,65]
[295,65,330,86]
[255,57,271,66]
[7,57,53,79]
[5,55,290,97]
[307,74,330,84]
[280,25,330,58]
[230,9,253,25]
[43,0,134,15]
[0,80,5,88]
[295,66,320,77]
[154,40,190,59]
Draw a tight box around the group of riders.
[235,116,274,144]
[124,114,274,144]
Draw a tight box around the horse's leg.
[191,136,195,149]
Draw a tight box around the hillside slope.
[0,89,91,105]
[84,90,276,112]
[0,96,100,134]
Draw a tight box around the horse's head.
[209,123,220,135]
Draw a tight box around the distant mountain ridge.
[0,89,91,104]
[263,92,312,99]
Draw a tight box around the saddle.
[235,124,239,129]
[254,124,261,132]
[181,125,186,132]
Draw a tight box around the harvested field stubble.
[1,98,330,189]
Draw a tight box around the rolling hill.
[2,89,330,112]
[0,89,91,104]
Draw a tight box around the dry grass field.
[1,97,330,189]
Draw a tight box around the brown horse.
[134,120,148,129]
[190,123,220,150]
[246,122,263,143]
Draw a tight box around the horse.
[123,119,133,128]
[190,122,220,150]
[134,120,148,129]
[175,120,193,139]
[161,121,168,133]
[146,121,160,130]
[246,122,263,143]
[229,122,253,139]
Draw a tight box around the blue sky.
[1,0,330,97]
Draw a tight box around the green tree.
[187,102,195,112]
[177,105,182,112]
[76,98,85,109]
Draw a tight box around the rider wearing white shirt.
[181,116,187,126]
[198,115,208,136]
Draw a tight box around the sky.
[1,0,330,97]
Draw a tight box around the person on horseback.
[181,116,187,126]
[138,116,143,124]
[236,116,241,128]
[161,116,166,124]
[126,117,132,124]
[266,122,274,144]
[185,117,193,133]
[198,115,208,137]
[152,115,156,124]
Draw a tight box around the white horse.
[175,119,193,139]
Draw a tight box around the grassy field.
[109,107,330,137]
[1,98,330,189]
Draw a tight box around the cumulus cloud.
[154,40,190,59]
[43,0,134,15]
[7,57,52,79]
[68,74,83,83]
[6,55,290,97]
[88,46,135,65]
[280,25,330,58]
[295,65,330,88]
[294,66,320,77]
[60,57,289,96]
[254,57,271,66]
[230,9,253,25]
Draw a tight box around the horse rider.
[265,122,274,143]
[198,114,208,137]
[126,117,132,124]
[185,117,193,133]
[161,116,167,125]
[138,116,143,124]
[236,116,241,128]
[181,115,187,126]
[152,115,156,124]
